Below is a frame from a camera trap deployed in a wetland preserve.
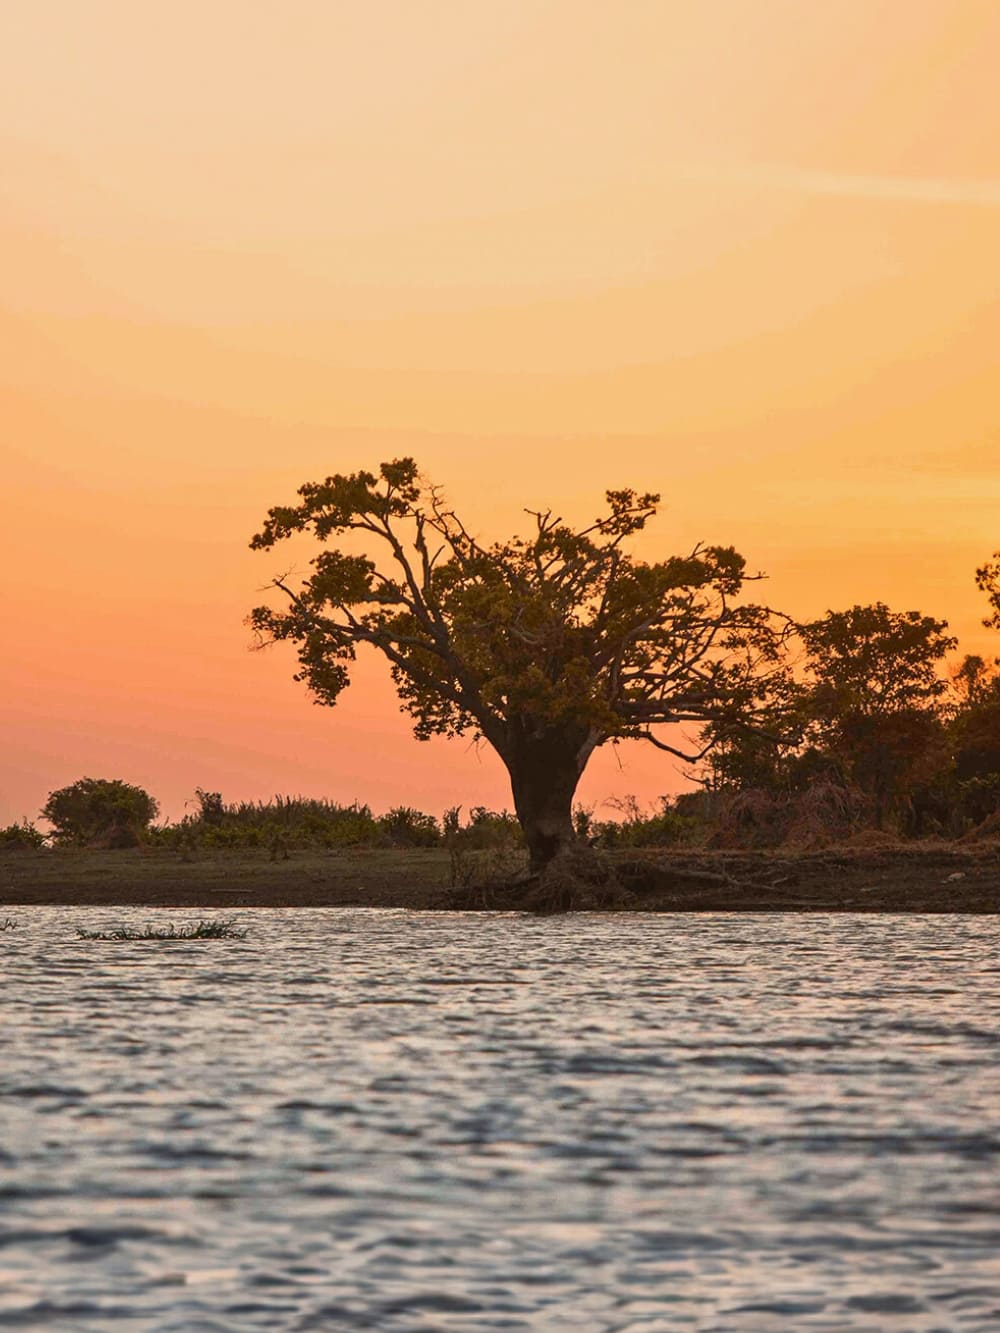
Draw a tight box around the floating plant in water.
[76,919,248,941]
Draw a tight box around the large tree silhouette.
[250,459,791,869]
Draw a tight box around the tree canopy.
[250,459,792,867]
[799,604,956,823]
[699,602,959,827]
[800,603,956,724]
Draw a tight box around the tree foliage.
[41,777,160,848]
[795,604,956,825]
[697,602,961,831]
[949,654,1000,784]
[250,459,793,866]
[0,820,47,852]
[976,551,1000,630]
[800,603,956,723]
[951,653,1000,710]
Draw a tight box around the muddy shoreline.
[592,843,1000,913]
[3,843,998,913]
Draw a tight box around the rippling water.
[2,909,999,1330]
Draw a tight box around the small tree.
[949,654,1000,789]
[951,653,1000,710]
[194,788,226,826]
[41,777,159,848]
[250,459,793,870]
[801,603,956,721]
[800,604,956,826]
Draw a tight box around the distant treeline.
[4,624,1000,859]
[1,782,525,853]
[688,611,1000,849]
[1,783,691,854]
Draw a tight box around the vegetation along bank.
[4,463,1000,911]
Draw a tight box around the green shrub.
[442,806,526,886]
[377,806,441,847]
[0,820,47,851]
[594,797,698,849]
[462,806,524,849]
[155,793,384,851]
[194,788,225,825]
[41,778,159,848]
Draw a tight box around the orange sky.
[3,1,1000,825]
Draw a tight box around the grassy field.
[0,846,457,909]
[2,840,999,912]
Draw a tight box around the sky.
[3,0,1000,825]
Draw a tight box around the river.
[2,908,998,1330]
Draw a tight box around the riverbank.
[2,840,999,911]
[0,847,447,910]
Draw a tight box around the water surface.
[2,909,999,1330]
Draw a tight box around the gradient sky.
[3,0,1000,825]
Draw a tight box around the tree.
[801,603,956,721]
[949,655,1000,787]
[41,777,159,847]
[799,604,956,826]
[976,552,1000,629]
[951,653,1000,710]
[194,787,226,826]
[250,459,792,870]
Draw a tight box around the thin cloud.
[687,162,1000,208]
[906,438,1000,476]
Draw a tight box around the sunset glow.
[4,0,1000,823]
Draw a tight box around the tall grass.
[153,794,424,851]
[150,793,530,854]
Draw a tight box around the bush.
[0,820,47,852]
[194,788,225,825]
[462,807,524,849]
[593,796,698,849]
[709,781,869,850]
[41,778,159,848]
[153,794,385,852]
[442,806,525,887]
[377,806,441,847]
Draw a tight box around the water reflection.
[1,909,999,1330]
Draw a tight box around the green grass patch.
[77,918,247,941]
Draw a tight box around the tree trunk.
[503,726,593,872]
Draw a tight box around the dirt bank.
[2,842,999,912]
[586,843,1000,913]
